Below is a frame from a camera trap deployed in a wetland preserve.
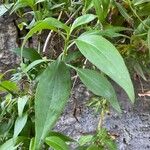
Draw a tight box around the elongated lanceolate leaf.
[34,60,71,149]
[75,34,135,102]
[45,136,69,150]
[22,17,69,48]
[18,96,28,117]
[13,114,28,138]
[70,14,96,33]
[76,68,121,112]
[11,0,34,13]
[0,138,19,150]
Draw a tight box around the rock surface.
[0,14,19,73]
[55,82,150,150]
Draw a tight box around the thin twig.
[83,59,87,69]
[138,76,147,101]
[42,11,63,53]
[65,6,82,25]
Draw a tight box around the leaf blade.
[75,34,135,102]
[13,114,28,138]
[45,136,69,150]
[76,68,121,112]
[70,14,96,33]
[34,60,71,149]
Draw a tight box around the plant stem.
[63,34,70,59]
[97,109,105,131]
[127,0,150,29]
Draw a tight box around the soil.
[0,14,150,150]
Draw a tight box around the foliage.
[0,0,150,149]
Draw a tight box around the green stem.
[97,109,105,131]
[63,34,70,60]
[127,0,150,29]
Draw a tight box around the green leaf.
[114,1,133,23]
[0,3,14,16]
[76,68,121,112]
[49,131,74,142]
[29,138,35,150]
[87,145,99,150]
[75,146,88,150]
[22,18,69,48]
[34,60,71,149]
[83,0,93,13]
[0,73,4,80]
[13,114,28,138]
[12,48,42,62]
[78,135,93,146]
[81,26,132,38]
[135,17,150,35]
[93,0,110,23]
[23,59,48,73]
[45,136,69,150]
[35,0,46,4]
[0,138,19,150]
[93,0,103,22]
[0,81,18,93]
[18,96,28,117]
[11,0,34,13]
[133,0,150,5]
[137,3,150,16]
[134,63,147,81]
[64,51,82,63]
[0,137,28,150]
[75,34,135,103]
[70,14,96,33]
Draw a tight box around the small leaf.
[93,0,110,23]
[76,34,135,103]
[83,0,93,13]
[29,138,35,150]
[93,0,103,22]
[134,63,147,81]
[78,135,93,146]
[12,48,42,62]
[34,60,71,149]
[134,17,150,35]
[18,96,28,117]
[133,0,150,5]
[114,1,133,23]
[45,136,69,150]
[76,68,121,112]
[0,138,19,150]
[87,145,99,150]
[0,81,18,93]
[11,0,34,13]
[70,14,96,33]
[0,3,14,16]
[24,59,48,73]
[49,131,74,142]
[13,114,28,138]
